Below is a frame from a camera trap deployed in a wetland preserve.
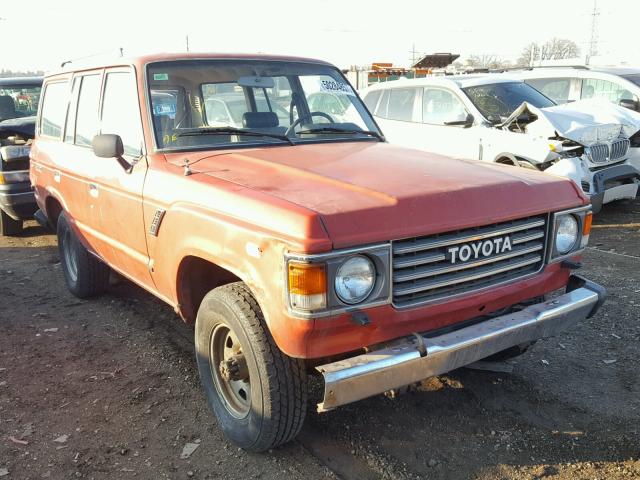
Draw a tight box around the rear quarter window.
[39,81,69,139]
[363,90,382,112]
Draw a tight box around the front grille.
[611,138,630,160]
[392,215,548,308]
[587,139,630,165]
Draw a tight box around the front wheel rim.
[210,323,251,419]
[62,229,78,283]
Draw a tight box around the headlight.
[555,215,579,254]
[286,245,390,317]
[334,255,375,304]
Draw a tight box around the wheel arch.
[43,189,69,228]
[176,255,247,324]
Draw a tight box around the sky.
[2,0,640,72]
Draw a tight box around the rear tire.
[195,282,307,452]
[56,212,110,298]
[0,210,23,236]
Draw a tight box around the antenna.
[586,0,599,65]
[186,35,190,53]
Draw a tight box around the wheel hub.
[210,324,251,418]
[219,354,249,382]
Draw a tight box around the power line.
[586,0,599,65]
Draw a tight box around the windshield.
[0,83,42,121]
[147,60,381,150]
[622,74,640,88]
[462,82,555,122]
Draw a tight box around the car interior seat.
[242,112,286,134]
[0,96,17,121]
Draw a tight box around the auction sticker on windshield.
[320,80,355,96]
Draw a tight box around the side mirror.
[444,113,474,128]
[92,134,132,173]
[619,98,639,111]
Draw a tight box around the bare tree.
[465,55,511,70]
[517,38,580,66]
[541,38,580,60]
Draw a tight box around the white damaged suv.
[361,76,640,212]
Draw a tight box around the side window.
[387,88,417,121]
[64,77,80,143]
[422,88,467,125]
[205,100,230,124]
[525,78,571,104]
[39,81,69,138]
[74,75,102,147]
[581,78,636,102]
[101,72,144,156]
[363,90,382,112]
[376,89,390,118]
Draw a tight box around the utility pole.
[186,35,190,53]
[586,0,599,65]
[409,43,420,67]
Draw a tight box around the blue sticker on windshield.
[153,103,176,116]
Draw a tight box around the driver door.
[92,68,153,290]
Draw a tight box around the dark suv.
[0,77,42,235]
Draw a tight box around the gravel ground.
[0,198,638,480]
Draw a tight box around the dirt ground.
[1,198,639,480]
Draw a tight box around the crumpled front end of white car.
[500,101,640,212]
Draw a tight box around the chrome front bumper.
[316,276,605,412]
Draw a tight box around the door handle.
[88,183,99,198]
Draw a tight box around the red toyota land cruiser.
[31,53,605,451]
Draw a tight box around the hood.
[501,100,640,146]
[166,142,585,248]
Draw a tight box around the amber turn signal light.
[580,212,593,248]
[583,212,593,236]
[288,262,327,311]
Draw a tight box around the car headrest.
[0,96,16,119]
[242,111,279,129]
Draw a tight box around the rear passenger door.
[61,72,107,250]
[93,68,152,289]
[371,87,422,146]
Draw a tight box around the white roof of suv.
[363,75,522,91]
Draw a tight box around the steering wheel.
[285,112,335,136]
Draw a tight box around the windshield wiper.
[296,127,384,142]
[176,127,294,146]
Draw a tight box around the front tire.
[0,210,23,236]
[195,282,307,452]
[56,212,110,298]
